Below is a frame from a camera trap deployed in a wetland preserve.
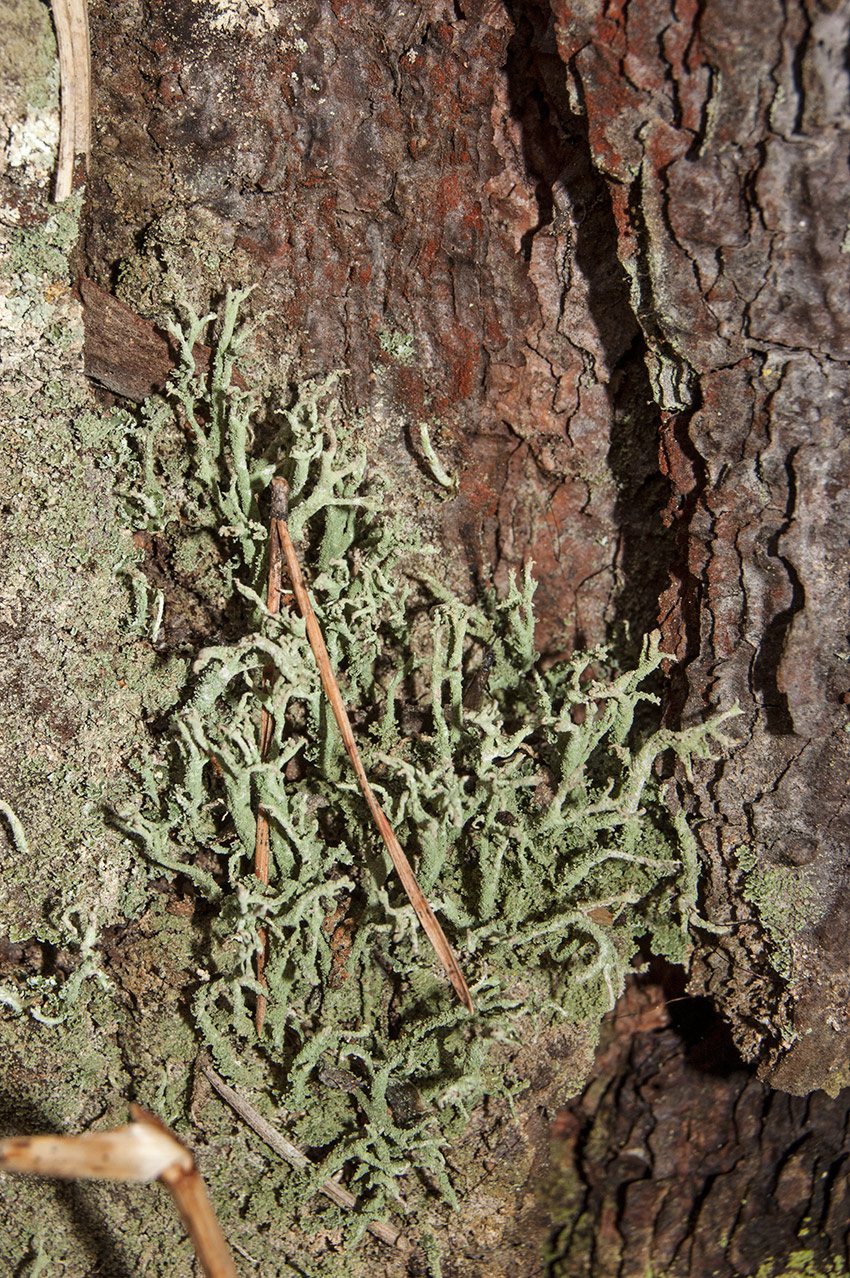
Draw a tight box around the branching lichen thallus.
[116,293,740,1219]
[253,475,473,1027]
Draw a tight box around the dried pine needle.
[270,477,474,1014]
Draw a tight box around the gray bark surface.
[549,980,850,1277]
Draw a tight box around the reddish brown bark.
[85,0,672,650]
[549,0,850,1093]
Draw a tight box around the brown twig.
[270,477,474,1013]
[253,483,287,1033]
[131,1106,238,1278]
[200,1062,407,1250]
[0,1107,238,1278]
[50,0,91,201]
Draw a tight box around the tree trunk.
[549,972,850,1278]
[547,0,850,1095]
[89,0,850,1095]
[3,0,849,1272]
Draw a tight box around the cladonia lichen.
[377,327,416,366]
[107,290,738,1232]
[0,899,111,1026]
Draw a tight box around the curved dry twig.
[201,1061,407,1250]
[0,1106,237,1278]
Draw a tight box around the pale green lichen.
[418,420,458,493]
[377,327,416,365]
[112,291,737,1230]
[0,902,112,1025]
[735,844,825,978]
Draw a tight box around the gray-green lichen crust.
[0,195,187,954]
[0,70,200,1272]
[111,293,737,1232]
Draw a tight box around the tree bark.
[549,975,850,1278]
[84,0,850,1093]
[548,0,850,1095]
[85,0,673,650]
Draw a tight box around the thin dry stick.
[0,1106,238,1278]
[201,1063,407,1250]
[271,477,474,1013]
[50,0,91,201]
[253,485,287,1034]
[132,1106,238,1278]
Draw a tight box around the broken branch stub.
[0,1105,238,1278]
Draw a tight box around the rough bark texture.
[83,0,850,1093]
[84,0,671,651]
[548,0,850,1094]
[549,976,850,1277]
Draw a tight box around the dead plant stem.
[201,1063,407,1250]
[253,482,287,1033]
[49,0,91,200]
